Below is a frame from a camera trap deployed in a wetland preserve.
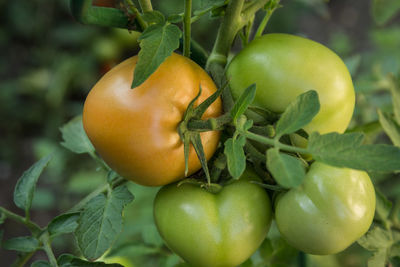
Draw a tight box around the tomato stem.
[125,0,148,30]
[183,0,192,58]
[241,130,310,155]
[254,0,281,38]
[138,0,152,13]
[0,207,42,235]
[41,232,59,267]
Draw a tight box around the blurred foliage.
[0,0,400,266]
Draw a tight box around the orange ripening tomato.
[83,53,222,186]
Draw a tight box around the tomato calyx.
[177,86,224,184]
[177,178,223,194]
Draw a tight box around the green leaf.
[31,261,51,267]
[48,212,80,237]
[224,136,246,179]
[3,236,39,252]
[58,253,123,267]
[132,23,182,88]
[375,190,392,222]
[358,226,392,251]
[372,0,400,25]
[275,90,320,137]
[266,148,305,189]
[308,132,400,172]
[230,84,256,123]
[14,155,52,213]
[75,185,134,261]
[378,110,400,147]
[141,11,165,25]
[60,116,95,154]
[368,249,387,267]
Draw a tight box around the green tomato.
[226,33,355,136]
[275,162,376,255]
[153,170,272,267]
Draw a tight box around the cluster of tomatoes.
[82,34,376,266]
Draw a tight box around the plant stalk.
[138,0,153,13]
[0,207,42,234]
[183,0,192,57]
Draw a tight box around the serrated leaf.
[378,110,400,147]
[31,261,51,267]
[60,116,95,154]
[224,136,246,179]
[58,254,123,267]
[142,11,165,25]
[358,227,392,251]
[3,236,39,252]
[372,0,400,25]
[275,90,320,137]
[230,84,256,123]
[75,185,134,261]
[14,155,52,214]
[368,249,387,267]
[375,190,392,222]
[308,132,400,172]
[132,23,182,88]
[48,212,80,237]
[266,149,305,189]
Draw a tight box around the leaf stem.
[68,178,127,212]
[241,130,310,154]
[11,252,35,267]
[138,0,153,13]
[254,0,281,38]
[0,207,42,234]
[125,0,148,30]
[41,232,58,267]
[183,0,192,57]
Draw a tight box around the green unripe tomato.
[227,33,355,136]
[153,170,272,267]
[275,162,376,255]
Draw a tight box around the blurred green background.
[0,0,399,266]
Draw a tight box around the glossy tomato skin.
[153,170,272,267]
[227,33,355,136]
[275,162,376,255]
[83,53,222,186]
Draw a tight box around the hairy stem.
[241,130,310,154]
[206,0,245,71]
[138,0,153,12]
[0,207,42,234]
[183,0,192,57]
[41,233,59,267]
[125,0,148,30]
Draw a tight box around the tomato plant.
[83,53,222,186]
[153,169,272,267]
[227,33,355,136]
[275,162,376,255]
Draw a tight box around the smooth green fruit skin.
[153,172,272,267]
[227,33,355,135]
[275,162,376,255]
